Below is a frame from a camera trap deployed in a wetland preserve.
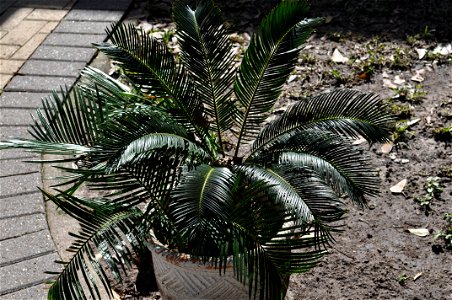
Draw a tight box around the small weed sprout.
[433,126,452,143]
[433,213,452,250]
[393,121,415,146]
[416,176,443,211]
[390,47,410,70]
[300,53,316,65]
[388,101,414,119]
[398,274,409,286]
[392,85,426,103]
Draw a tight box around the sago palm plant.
[0,0,393,299]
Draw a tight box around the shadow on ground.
[141,0,451,41]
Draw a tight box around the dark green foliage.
[0,0,393,299]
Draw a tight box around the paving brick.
[11,33,47,60]
[0,108,36,126]
[26,8,68,21]
[0,20,47,46]
[55,20,110,35]
[0,45,19,59]
[0,230,53,265]
[0,149,39,160]
[0,252,60,294]
[0,283,48,300]
[65,9,123,22]
[43,32,106,47]
[13,0,72,9]
[0,213,47,240]
[0,31,6,39]
[0,126,33,140]
[0,192,44,220]
[20,60,85,77]
[0,172,41,197]
[0,92,49,108]
[0,157,41,176]
[74,0,131,10]
[5,75,77,92]
[39,21,59,34]
[0,8,33,31]
[31,45,96,62]
[0,59,24,74]
[0,74,13,90]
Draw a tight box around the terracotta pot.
[149,243,250,300]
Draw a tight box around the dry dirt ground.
[94,0,451,299]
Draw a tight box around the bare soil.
[96,0,452,298]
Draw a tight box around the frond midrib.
[187,7,225,150]
[198,166,215,213]
[234,18,302,158]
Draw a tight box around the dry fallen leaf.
[408,228,429,237]
[287,74,298,83]
[432,43,452,56]
[411,69,425,83]
[415,48,427,60]
[331,48,349,63]
[381,142,393,154]
[413,272,423,281]
[393,75,406,85]
[411,74,424,83]
[383,79,397,89]
[406,118,421,127]
[390,179,407,193]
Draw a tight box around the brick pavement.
[0,0,132,298]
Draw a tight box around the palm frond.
[32,86,103,146]
[233,0,322,156]
[251,129,379,206]
[109,133,210,172]
[95,24,214,151]
[225,176,331,299]
[252,89,394,153]
[0,86,101,158]
[43,191,148,300]
[80,67,131,97]
[174,0,236,143]
[93,104,188,162]
[169,164,233,257]
[235,164,315,227]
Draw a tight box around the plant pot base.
[150,244,250,300]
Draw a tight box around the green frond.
[226,178,332,300]
[235,164,315,227]
[95,24,213,149]
[96,23,178,98]
[233,0,322,156]
[93,104,188,161]
[109,133,210,172]
[32,86,103,146]
[43,191,147,300]
[87,153,183,208]
[251,129,379,206]
[0,86,101,158]
[174,0,236,142]
[0,139,90,157]
[252,89,394,153]
[169,165,234,257]
[80,67,131,99]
